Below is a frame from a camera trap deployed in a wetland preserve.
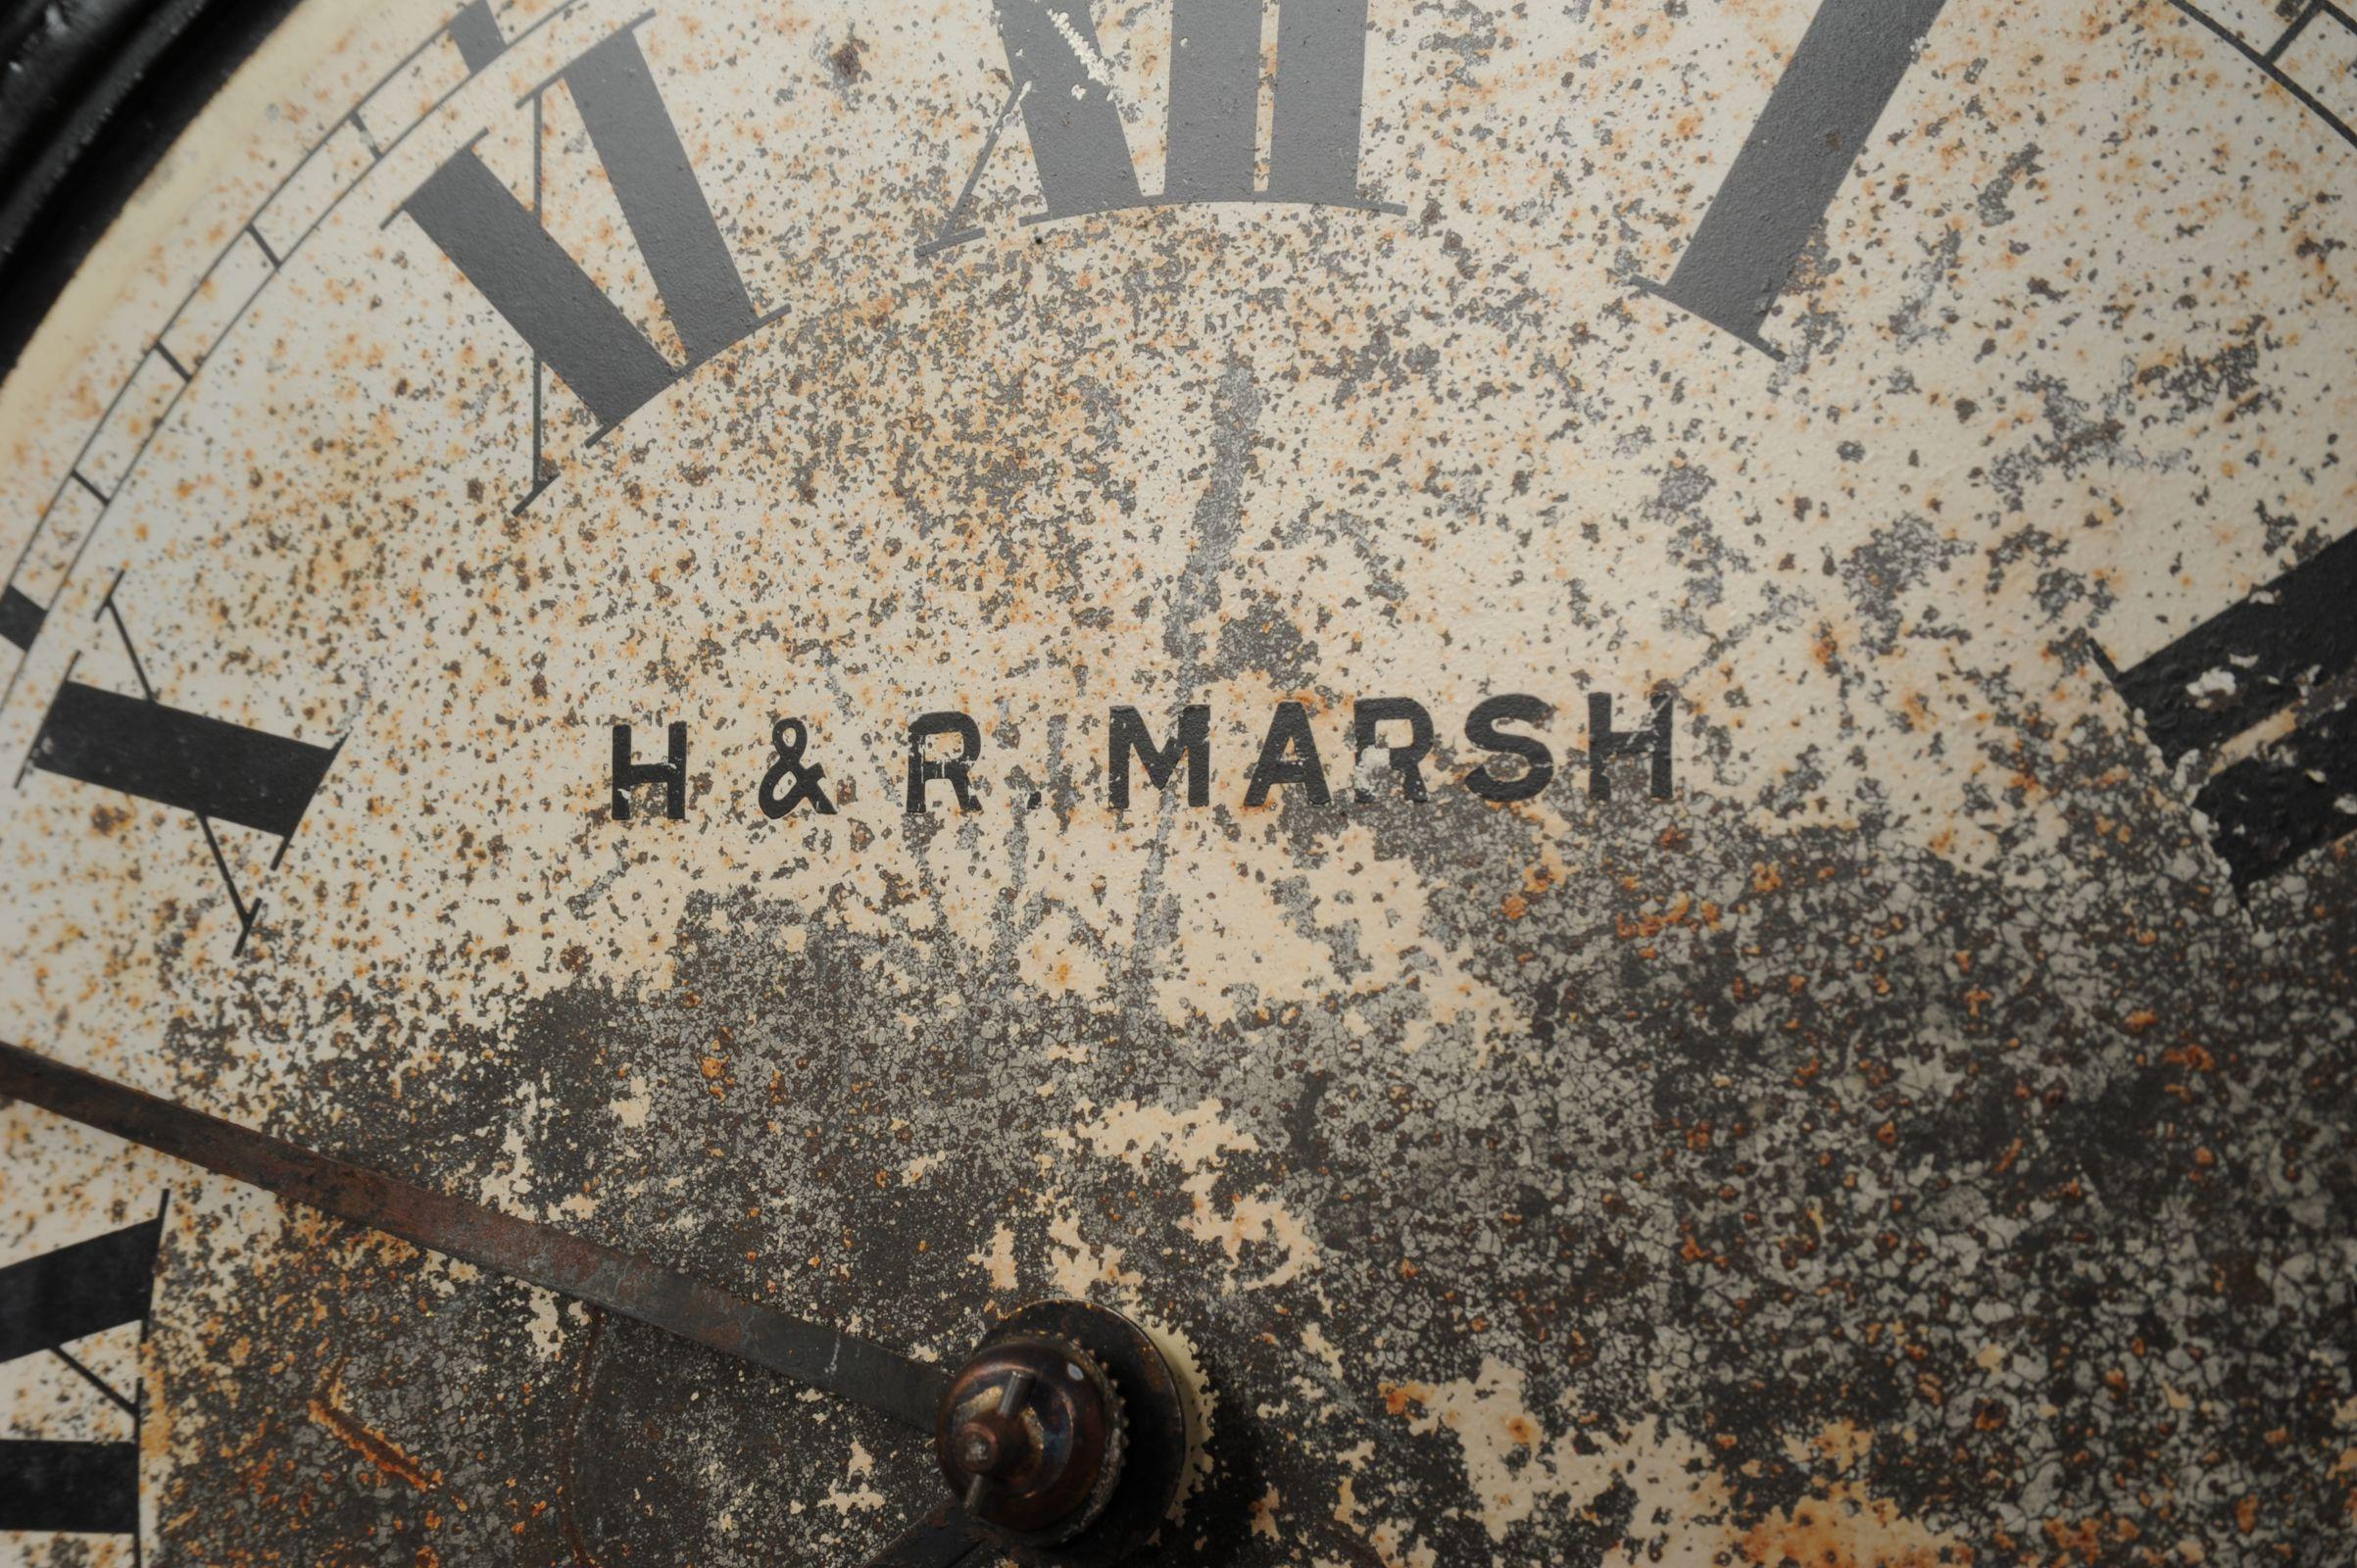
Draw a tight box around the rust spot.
[1736,1485,1969,1566]
[306,1371,439,1493]
[1379,1380,1430,1417]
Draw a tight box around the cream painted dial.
[0,0,2352,1563]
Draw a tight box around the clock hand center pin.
[0,1039,1198,1565]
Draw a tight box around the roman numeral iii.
[2098,529,2357,888]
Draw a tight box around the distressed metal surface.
[0,0,2350,1564]
[0,1041,951,1432]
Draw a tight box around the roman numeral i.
[1644,0,1951,357]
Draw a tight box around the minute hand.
[0,1039,950,1432]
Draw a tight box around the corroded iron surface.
[0,0,2351,1564]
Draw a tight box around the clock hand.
[0,1040,1189,1564]
[0,1039,950,1433]
[857,1502,989,1568]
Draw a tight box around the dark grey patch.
[1214,598,1320,690]
[1984,371,2131,514]
[1975,142,2044,226]
[1841,514,1972,654]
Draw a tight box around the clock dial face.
[1,0,2352,1562]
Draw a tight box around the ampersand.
[759,717,837,818]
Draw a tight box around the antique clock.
[0,0,2350,1562]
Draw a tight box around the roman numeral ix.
[2097,528,2357,887]
[0,1210,165,1544]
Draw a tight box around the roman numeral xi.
[399,15,776,506]
[0,1211,165,1542]
[2098,528,2357,887]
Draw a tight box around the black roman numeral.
[1643,0,1950,356]
[0,1213,164,1540]
[22,578,338,950]
[2097,528,2357,887]
[400,19,774,493]
[0,583,45,652]
[924,0,1393,254]
[30,683,337,842]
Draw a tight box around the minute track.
[0,1039,951,1434]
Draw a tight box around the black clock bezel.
[0,0,299,383]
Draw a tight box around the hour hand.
[859,1502,988,1568]
[0,1038,946,1431]
[0,1040,1196,1566]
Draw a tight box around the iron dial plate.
[1,0,2352,1563]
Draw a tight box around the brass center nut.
[935,1333,1127,1547]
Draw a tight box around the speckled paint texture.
[0,0,2352,1563]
